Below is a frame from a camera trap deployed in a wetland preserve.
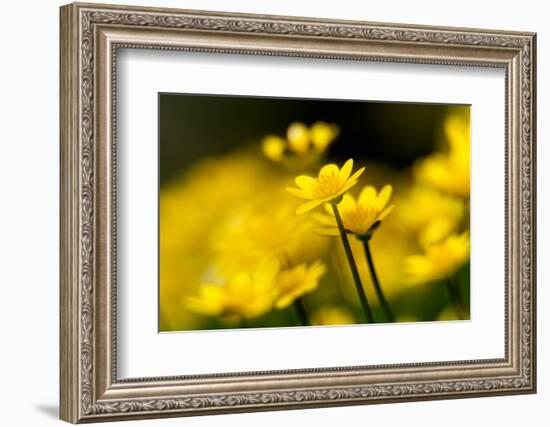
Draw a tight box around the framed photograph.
[60,2,537,423]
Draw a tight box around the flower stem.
[445,277,465,320]
[362,240,395,322]
[294,297,310,326]
[331,204,375,323]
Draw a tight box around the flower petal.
[339,177,361,195]
[312,212,337,226]
[309,261,327,278]
[376,185,393,210]
[286,187,312,199]
[296,199,324,215]
[358,185,376,207]
[311,122,338,150]
[403,256,434,286]
[287,122,310,154]
[323,203,334,215]
[261,136,286,161]
[253,257,281,286]
[319,163,339,178]
[338,159,354,182]
[338,193,356,212]
[275,294,294,309]
[346,167,365,184]
[295,175,316,191]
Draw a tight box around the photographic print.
[159,94,471,332]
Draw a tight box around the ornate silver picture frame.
[60,2,536,423]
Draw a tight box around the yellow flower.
[287,122,310,154]
[311,306,355,326]
[287,158,365,214]
[395,186,464,247]
[314,185,394,236]
[310,121,340,151]
[261,121,339,164]
[274,261,326,309]
[419,217,459,249]
[159,153,274,331]
[415,114,470,197]
[212,194,329,275]
[404,232,470,286]
[261,136,286,161]
[184,258,280,322]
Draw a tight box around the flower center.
[313,173,341,198]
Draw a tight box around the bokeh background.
[161,95,447,184]
[159,93,470,332]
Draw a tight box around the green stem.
[331,204,375,323]
[445,277,465,320]
[362,240,395,322]
[294,298,310,326]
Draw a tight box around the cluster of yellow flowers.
[415,114,470,198]
[161,126,340,328]
[402,111,471,289]
[160,108,471,330]
[262,121,339,170]
[286,158,396,322]
[184,258,327,322]
[314,185,394,237]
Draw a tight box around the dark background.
[159,93,466,185]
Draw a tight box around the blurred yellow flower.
[212,198,329,275]
[311,306,355,326]
[419,217,460,249]
[261,136,286,161]
[287,158,365,214]
[404,232,470,286]
[395,186,464,247]
[314,185,394,237]
[310,121,340,151]
[262,121,339,164]
[160,154,274,331]
[184,258,280,322]
[287,122,310,154]
[414,114,470,198]
[274,261,327,309]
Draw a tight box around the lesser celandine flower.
[395,186,464,248]
[310,121,340,151]
[160,153,274,331]
[404,232,470,286]
[184,258,280,322]
[212,201,329,275]
[313,184,396,322]
[315,185,394,237]
[261,136,286,161]
[286,122,310,154]
[419,217,460,249]
[312,306,355,326]
[262,121,339,164]
[414,114,470,198]
[287,158,365,214]
[287,158,375,322]
[274,261,326,309]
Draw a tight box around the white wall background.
[0,0,545,426]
